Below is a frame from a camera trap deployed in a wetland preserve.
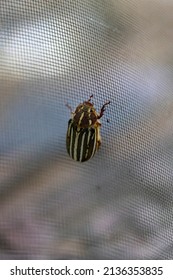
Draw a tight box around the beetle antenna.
[98,101,110,119]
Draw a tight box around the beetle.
[66,95,110,162]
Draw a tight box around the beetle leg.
[66,103,74,113]
[88,94,93,102]
[98,101,110,119]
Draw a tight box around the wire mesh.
[0,0,173,259]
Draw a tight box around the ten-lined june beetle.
[66,95,110,162]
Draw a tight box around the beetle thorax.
[73,102,98,128]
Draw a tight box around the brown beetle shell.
[73,101,98,128]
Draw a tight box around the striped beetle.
[66,95,110,162]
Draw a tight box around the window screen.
[1,0,173,259]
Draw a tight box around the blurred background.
[1,0,173,259]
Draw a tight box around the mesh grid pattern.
[0,0,173,259]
